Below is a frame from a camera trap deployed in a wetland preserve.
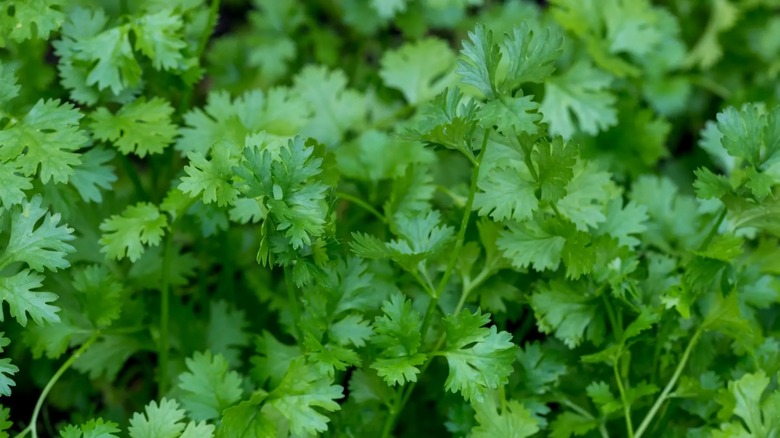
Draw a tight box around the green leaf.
[90,98,177,157]
[0,195,75,272]
[178,351,244,421]
[60,418,120,438]
[471,397,540,438]
[99,202,168,262]
[237,136,328,250]
[540,62,617,139]
[501,21,563,85]
[293,66,366,145]
[531,279,603,348]
[0,99,87,184]
[714,104,780,168]
[473,161,538,222]
[457,24,501,99]
[380,38,456,104]
[207,301,250,368]
[70,147,117,203]
[0,0,66,47]
[132,10,187,71]
[556,161,614,231]
[266,359,343,436]
[177,89,309,156]
[516,341,567,395]
[128,398,215,438]
[0,161,32,208]
[180,141,240,207]
[597,199,648,248]
[498,221,565,272]
[714,371,780,437]
[370,293,426,386]
[0,334,18,397]
[532,137,578,202]
[477,95,540,136]
[441,309,517,402]
[0,61,20,106]
[218,392,275,438]
[62,9,141,95]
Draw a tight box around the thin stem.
[284,265,303,342]
[558,397,596,420]
[16,332,100,438]
[634,328,702,438]
[335,191,386,223]
[614,360,634,438]
[434,129,490,299]
[602,295,623,340]
[158,234,173,399]
[699,207,727,251]
[379,130,491,438]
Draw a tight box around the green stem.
[614,360,634,438]
[335,191,386,223]
[634,328,702,438]
[379,130,490,438]
[602,294,623,340]
[15,332,100,438]
[434,129,490,299]
[284,265,303,342]
[699,207,727,251]
[158,233,173,399]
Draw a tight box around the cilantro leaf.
[370,293,426,386]
[473,161,538,222]
[516,341,567,395]
[531,279,604,348]
[0,195,76,272]
[540,62,617,139]
[556,161,614,231]
[266,358,343,436]
[477,96,540,137]
[90,98,178,157]
[132,10,187,71]
[471,397,540,438]
[178,351,244,421]
[0,269,60,326]
[177,89,309,156]
[180,141,240,207]
[501,22,563,86]
[498,221,565,272]
[293,66,366,145]
[99,203,168,262]
[237,136,329,250]
[532,137,578,203]
[0,0,66,47]
[457,24,501,99]
[597,199,648,248]
[59,419,120,438]
[0,61,20,105]
[0,334,18,397]
[70,147,117,203]
[128,398,215,438]
[441,309,517,402]
[0,99,87,184]
[0,160,32,208]
[380,38,456,104]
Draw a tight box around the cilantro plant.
[1,0,779,437]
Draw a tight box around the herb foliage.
[1,0,780,437]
